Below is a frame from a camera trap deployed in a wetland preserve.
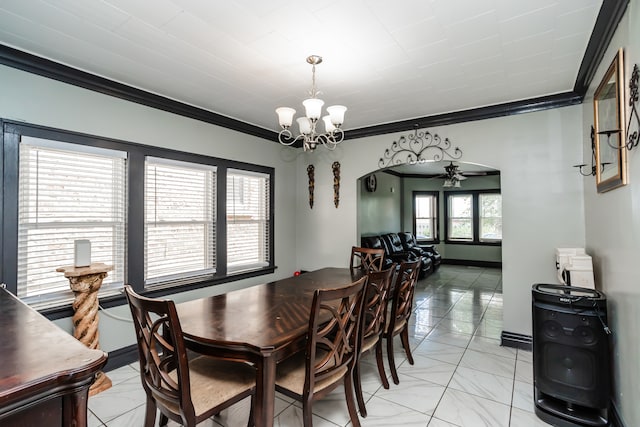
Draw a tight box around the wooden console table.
[0,286,107,427]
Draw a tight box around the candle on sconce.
[74,239,91,267]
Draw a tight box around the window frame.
[443,189,502,246]
[412,191,440,243]
[16,137,128,307]
[1,120,275,318]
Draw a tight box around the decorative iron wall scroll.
[378,126,462,169]
[625,63,639,150]
[332,161,340,208]
[307,165,315,209]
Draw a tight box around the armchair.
[398,232,441,271]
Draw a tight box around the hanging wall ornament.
[378,125,462,168]
[332,161,340,208]
[307,165,315,209]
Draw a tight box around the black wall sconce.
[574,126,611,176]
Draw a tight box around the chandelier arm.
[278,128,303,146]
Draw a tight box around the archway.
[357,160,502,268]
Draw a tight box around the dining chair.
[124,285,256,427]
[353,264,396,417]
[349,246,385,272]
[384,259,421,385]
[275,276,368,427]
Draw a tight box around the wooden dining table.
[176,267,363,427]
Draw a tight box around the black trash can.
[531,283,611,427]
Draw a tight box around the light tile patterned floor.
[88,265,552,427]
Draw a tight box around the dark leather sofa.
[361,232,440,278]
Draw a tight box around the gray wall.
[580,3,640,425]
[357,172,402,237]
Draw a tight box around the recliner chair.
[398,232,441,271]
[381,233,432,278]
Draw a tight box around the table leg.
[254,356,276,427]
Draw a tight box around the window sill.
[444,240,502,247]
[40,265,277,321]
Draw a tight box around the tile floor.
[88,265,552,427]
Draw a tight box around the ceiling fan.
[442,162,467,187]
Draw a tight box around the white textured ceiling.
[0,0,602,134]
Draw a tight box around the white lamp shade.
[326,105,347,125]
[276,107,296,127]
[297,117,312,135]
[322,115,336,133]
[302,98,324,120]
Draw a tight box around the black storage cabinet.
[531,283,611,427]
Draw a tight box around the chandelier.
[275,55,347,152]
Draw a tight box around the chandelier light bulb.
[303,98,324,120]
[327,105,347,125]
[322,115,336,133]
[297,117,312,135]
[275,107,296,127]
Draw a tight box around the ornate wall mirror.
[594,48,626,193]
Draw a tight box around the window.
[413,192,438,242]
[144,157,216,288]
[2,122,275,313]
[447,194,473,241]
[17,137,127,308]
[444,190,501,244]
[227,169,270,273]
[479,193,502,242]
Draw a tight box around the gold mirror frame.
[594,48,626,193]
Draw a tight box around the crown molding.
[343,92,582,140]
[0,0,628,143]
[0,44,277,141]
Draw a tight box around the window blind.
[227,169,270,273]
[144,157,216,287]
[17,137,127,308]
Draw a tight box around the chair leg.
[158,412,168,426]
[302,399,314,427]
[353,358,367,417]
[400,325,414,365]
[374,340,389,389]
[386,334,400,385]
[246,394,255,427]
[344,372,362,427]
[143,397,157,427]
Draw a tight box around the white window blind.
[18,137,127,308]
[227,169,270,273]
[144,157,216,287]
